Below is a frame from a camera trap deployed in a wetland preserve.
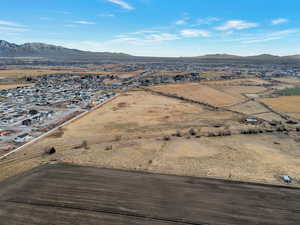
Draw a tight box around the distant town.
[0,74,116,151]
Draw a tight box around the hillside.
[0,40,132,59]
[0,40,299,64]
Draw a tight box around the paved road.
[0,163,299,225]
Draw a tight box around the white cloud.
[75,21,96,25]
[99,13,115,17]
[176,19,186,25]
[239,29,299,44]
[243,37,281,44]
[128,30,160,35]
[216,20,258,31]
[110,33,180,44]
[106,0,134,10]
[269,29,298,36]
[0,20,27,33]
[0,20,23,27]
[146,33,179,42]
[197,17,220,25]
[110,37,141,44]
[0,26,28,32]
[180,29,211,38]
[272,18,288,25]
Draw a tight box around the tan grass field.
[150,83,243,107]
[273,77,300,84]
[1,89,300,187]
[0,69,144,78]
[0,90,238,181]
[201,78,270,86]
[255,112,286,122]
[260,96,300,119]
[228,101,269,115]
[148,134,300,184]
[214,85,267,98]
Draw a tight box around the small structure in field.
[281,175,293,184]
[45,147,56,155]
[245,117,258,125]
[163,135,171,141]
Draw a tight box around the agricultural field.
[0,68,144,78]
[274,77,300,84]
[228,101,269,115]
[260,96,300,119]
[275,87,300,96]
[150,83,243,107]
[255,112,285,122]
[1,89,300,187]
[210,85,267,100]
[216,85,267,95]
[201,78,271,86]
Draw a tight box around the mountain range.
[0,40,299,62]
[0,40,131,59]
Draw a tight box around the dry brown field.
[228,101,269,115]
[0,68,144,78]
[0,91,238,180]
[255,112,286,122]
[273,77,300,84]
[150,83,243,107]
[1,90,300,187]
[201,78,270,86]
[215,85,267,96]
[260,96,300,119]
[210,85,267,101]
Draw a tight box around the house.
[245,118,258,124]
[22,119,32,126]
[41,111,54,119]
[0,130,11,136]
[14,133,33,143]
[29,109,39,115]
[282,175,293,184]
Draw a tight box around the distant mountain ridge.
[0,40,299,62]
[198,53,300,61]
[0,40,131,58]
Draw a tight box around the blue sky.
[1,0,300,56]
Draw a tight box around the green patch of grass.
[276,87,300,96]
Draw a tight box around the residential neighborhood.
[0,74,116,153]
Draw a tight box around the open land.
[0,163,299,225]
[1,46,300,224]
[273,77,300,84]
[276,87,300,96]
[0,69,72,78]
[1,88,300,187]
[150,83,243,107]
[228,101,269,115]
[0,68,144,78]
[0,62,300,188]
[260,96,300,119]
